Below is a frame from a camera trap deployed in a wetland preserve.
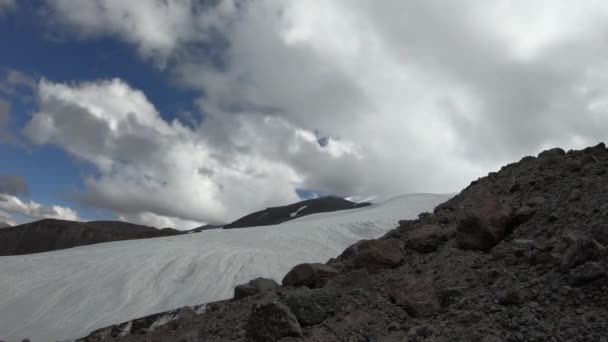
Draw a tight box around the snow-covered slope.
[0,193,450,342]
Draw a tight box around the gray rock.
[324,268,374,292]
[567,261,607,285]
[245,300,302,341]
[387,276,440,318]
[234,277,279,299]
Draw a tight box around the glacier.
[0,193,450,342]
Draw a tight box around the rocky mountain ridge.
[224,196,371,229]
[73,143,608,341]
[0,220,182,256]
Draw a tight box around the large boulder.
[387,276,440,318]
[456,197,513,251]
[234,277,279,299]
[402,224,456,253]
[352,238,405,273]
[245,300,302,341]
[282,263,338,288]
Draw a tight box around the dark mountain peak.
[0,219,182,256]
[224,196,371,229]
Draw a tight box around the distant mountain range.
[0,196,370,256]
[0,220,181,256]
[0,222,10,228]
[224,196,371,229]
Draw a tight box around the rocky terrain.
[224,196,371,229]
[0,220,181,256]
[77,143,608,341]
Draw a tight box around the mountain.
[224,196,371,229]
[73,143,608,341]
[0,193,449,341]
[0,222,10,228]
[186,224,224,233]
[0,219,182,256]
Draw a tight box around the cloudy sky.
[1,0,607,229]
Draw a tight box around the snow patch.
[290,205,308,218]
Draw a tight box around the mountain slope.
[0,219,182,256]
[224,196,371,229]
[0,193,449,342]
[78,143,608,342]
[0,222,10,228]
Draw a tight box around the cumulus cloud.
[25,78,355,228]
[0,194,81,222]
[45,0,237,65]
[34,0,608,226]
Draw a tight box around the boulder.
[387,276,440,318]
[352,238,405,273]
[559,236,607,272]
[456,197,513,251]
[282,263,338,288]
[538,148,565,159]
[245,300,302,341]
[235,277,279,299]
[403,224,456,253]
[284,289,335,326]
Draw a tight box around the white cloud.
[34,0,608,226]
[46,0,238,65]
[25,78,354,228]
[0,194,81,222]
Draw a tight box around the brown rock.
[456,197,513,251]
[387,276,440,318]
[282,263,338,288]
[352,238,405,273]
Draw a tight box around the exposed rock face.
[76,143,608,342]
[0,219,182,256]
[281,263,338,288]
[224,196,371,229]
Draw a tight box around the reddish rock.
[387,276,440,318]
[282,263,338,288]
[456,197,513,251]
[352,238,405,273]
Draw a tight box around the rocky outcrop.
[0,219,182,256]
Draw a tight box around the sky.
[1,0,608,229]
